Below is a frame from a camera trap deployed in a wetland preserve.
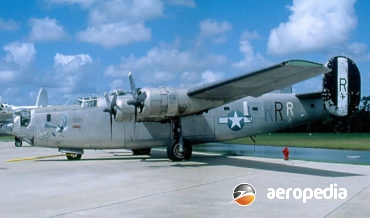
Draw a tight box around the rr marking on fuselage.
[273,101,294,122]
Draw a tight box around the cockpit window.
[15,110,31,127]
[76,97,98,107]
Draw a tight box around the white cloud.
[105,46,196,80]
[77,0,164,47]
[199,19,232,37]
[233,30,270,71]
[3,42,36,67]
[0,42,36,98]
[47,53,96,96]
[89,0,163,24]
[104,42,228,87]
[267,0,357,55]
[54,53,93,72]
[198,19,232,44]
[29,17,68,42]
[201,70,223,84]
[77,23,151,48]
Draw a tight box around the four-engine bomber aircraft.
[5,56,361,161]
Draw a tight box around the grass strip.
[227,133,370,150]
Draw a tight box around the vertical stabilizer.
[322,56,361,117]
[35,87,48,107]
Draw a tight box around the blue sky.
[0,0,369,105]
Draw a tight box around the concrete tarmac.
[1,141,369,218]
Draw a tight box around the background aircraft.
[5,56,360,161]
[0,87,48,137]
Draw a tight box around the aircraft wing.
[188,60,331,102]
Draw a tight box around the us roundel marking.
[218,110,253,131]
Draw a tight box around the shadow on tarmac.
[184,154,363,178]
[37,149,363,178]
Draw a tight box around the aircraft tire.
[167,139,192,161]
[132,148,152,155]
[66,153,82,160]
[15,137,22,147]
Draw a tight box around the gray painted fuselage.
[11,92,326,150]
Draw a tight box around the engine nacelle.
[113,87,220,122]
[323,56,361,117]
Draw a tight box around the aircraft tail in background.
[35,87,48,107]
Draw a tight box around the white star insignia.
[228,111,243,129]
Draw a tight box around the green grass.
[228,133,370,150]
[0,135,15,141]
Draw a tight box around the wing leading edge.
[188,60,331,102]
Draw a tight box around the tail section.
[322,56,361,117]
[35,87,48,107]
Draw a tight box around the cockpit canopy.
[77,96,98,108]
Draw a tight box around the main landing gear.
[167,118,192,161]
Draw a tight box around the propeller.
[127,72,146,140]
[103,91,118,141]
[127,72,146,121]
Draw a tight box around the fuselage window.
[46,114,51,122]
[252,107,258,111]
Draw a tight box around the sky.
[0,0,369,105]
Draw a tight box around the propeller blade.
[127,72,147,140]
[128,72,137,97]
[111,91,118,117]
[110,110,113,142]
[133,107,137,141]
[104,92,110,108]
[103,91,118,142]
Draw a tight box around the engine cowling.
[322,56,361,117]
[113,87,220,122]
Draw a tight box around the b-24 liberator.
[7,56,361,161]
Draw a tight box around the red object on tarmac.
[282,147,289,160]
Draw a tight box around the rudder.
[322,56,361,117]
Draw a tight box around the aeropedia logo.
[267,183,347,203]
[232,183,347,206]
[232,183,256,206]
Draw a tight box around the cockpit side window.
[19,110,31,127]
[77,97,98,108]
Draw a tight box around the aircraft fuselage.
[11,92,326,150]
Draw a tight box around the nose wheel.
[167,118,192,161]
